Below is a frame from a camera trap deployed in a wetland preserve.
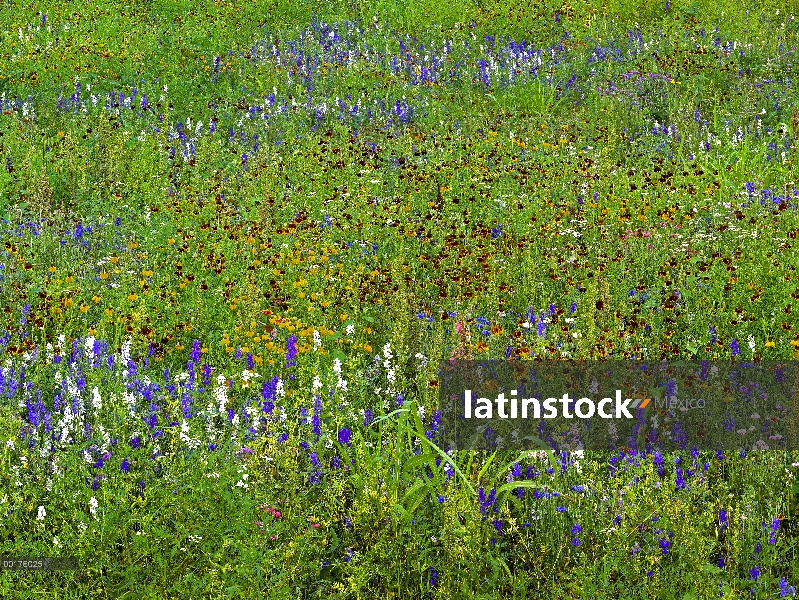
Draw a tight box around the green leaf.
[329,529,340,553]
[402,453,436,474]
[701,564,722,575]
[496,480,545,498]
[411,402,474,495]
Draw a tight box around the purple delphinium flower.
[769,517,780,544]
[121,458,130,473]
[659,537,670,555]
[731,339,740,357]
[190,339,201,363]
[779,577,797,597]
[653,450,664,476]
[675,467,685,490]
[338,427,351,446]
[285,335,298,367]
[749,565,761,581]
[478,487,497,521]
[719,509,728,531]
[429,566,439,588]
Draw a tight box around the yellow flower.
[128,293,138,302]
[79,304,89,313]
[765,340,775,348]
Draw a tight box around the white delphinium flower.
[180,420,199,450]
[312,375,322,392]
[313,329,322,350]
[37,506,46,522]
[345,324,355,336]
[124,391,137,417]
[91,387,102,411]
[333,358,347,393]
[97,424,110,451]
[84,336,95,356]
[415,352,428,367]
[120,337,132,370]
[747,335,756,355]
[241,369,258,388]
[88,496,98,519]
[215,374,228,413]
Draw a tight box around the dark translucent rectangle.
[0,557,78,570]
[438,360,799,452]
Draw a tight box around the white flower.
[91,387,102,411]
[53,536,61,549]
[84,336,96,356]
[89,496,98,519]
[37,506,46,521]
[313,329,322,350]
[312,375,322,391]
[345,324,355,336]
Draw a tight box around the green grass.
[0,0,798,597]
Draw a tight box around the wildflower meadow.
[0,0,798,597]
